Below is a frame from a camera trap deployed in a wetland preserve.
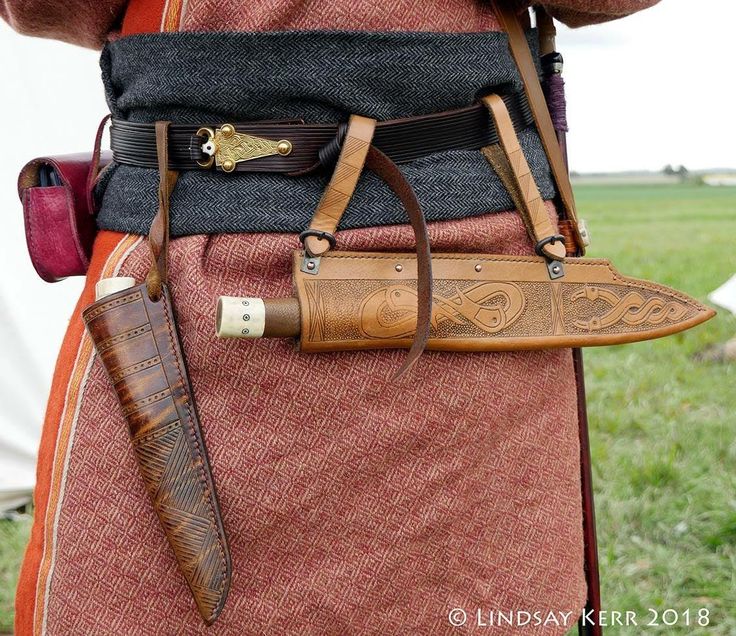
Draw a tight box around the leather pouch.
[82,281,231,624]
[293,251,714,352]
[17,152,109,282]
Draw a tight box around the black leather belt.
[110,92,534,174]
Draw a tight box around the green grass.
[575,184,736,635]
[0,514,31,634]
[0,184,733,633]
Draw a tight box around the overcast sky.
[558,0,735,173]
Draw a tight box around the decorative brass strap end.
[197,123,292,172]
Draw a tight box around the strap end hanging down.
[300,115,435,378]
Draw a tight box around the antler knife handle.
[216,296,300,339]
[83,282,231,625]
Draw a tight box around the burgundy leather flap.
[18,152,110,282]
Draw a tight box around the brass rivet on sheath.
[395,264,403,272]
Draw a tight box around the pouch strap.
[303,114,376,257]
[491,1,585,253]
[146,121,180,300]
[86,114,111,216]
[481,94,566,261]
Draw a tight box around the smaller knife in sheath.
[83,281,231,625]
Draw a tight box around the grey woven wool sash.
[96,30,556,237]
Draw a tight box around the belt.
[110,92,533,174]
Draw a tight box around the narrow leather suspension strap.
[481,94,566,261]
[146,121,179,300]
[491,1,585,253]
[365,146,433,378]
[303,115,433,377]
[303,115,376,257]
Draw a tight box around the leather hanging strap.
[303,115,376,256]
[146,121,179,300]
[491,1,585,253]
[481,94,566,261]
[302,114,433,377]
[364,146,433,378]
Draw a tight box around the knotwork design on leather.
[482,94,566,261]
[571,286,690,331]
[292,252,714,352]
[358,282,525,339]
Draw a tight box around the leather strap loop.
[304,114,376,256]
[481,94,566,261]
[145,121,179,300]
[491,1,585,253]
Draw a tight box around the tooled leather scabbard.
[83,282,231,624]
[292,251,715,352]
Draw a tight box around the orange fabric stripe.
[14,232,137,636]
[121,0,168,35]
[161,0,185,32]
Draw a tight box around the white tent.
[0,26,100,513]
[709,274,736,316]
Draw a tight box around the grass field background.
[1,184,734,633]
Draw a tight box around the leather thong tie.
[146,121,179,300]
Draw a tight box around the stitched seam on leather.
[159,290,227,619]
[23,190,51,281]
[84,290,143,320]
[63,185,89,267]
[121,388,171,416]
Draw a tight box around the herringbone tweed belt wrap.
[96,29,556,237]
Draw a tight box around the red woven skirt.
[16,208,585,634]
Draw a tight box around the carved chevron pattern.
[314,136,370,224]
[83,283,231,624]
[309,116,375,240]
[483,94,565,260]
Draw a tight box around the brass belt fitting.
[197,123,292,172]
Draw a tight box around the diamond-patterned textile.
[44,209,585,634]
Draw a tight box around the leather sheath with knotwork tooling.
[83,282,231,624]
[215,251,714,351]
